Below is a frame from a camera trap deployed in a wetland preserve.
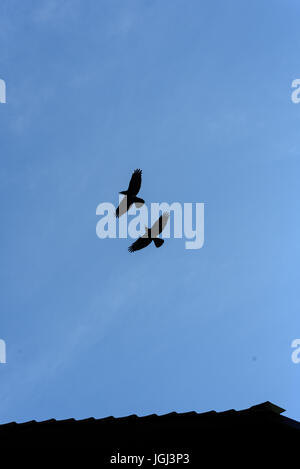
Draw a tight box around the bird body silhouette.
[128,212,169,252]
[116,169,144,218]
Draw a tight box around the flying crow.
[128,212,170,253]
[116,169,145,218]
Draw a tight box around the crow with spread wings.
[128,212,170,253]
[116,169,145,218]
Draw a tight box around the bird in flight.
[128,212,170,252]
[116,169,145,218]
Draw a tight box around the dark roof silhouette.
[1,401,299,459]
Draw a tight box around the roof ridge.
[0,401,287,427]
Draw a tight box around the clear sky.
[1,0,300,424]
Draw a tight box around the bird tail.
[134,197,145,208]
[153,238,164,248]
[119,190,128,195]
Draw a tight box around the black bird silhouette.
[116,169,145,218]
[128,212,170,253]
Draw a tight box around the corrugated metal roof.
[0,400,288,428]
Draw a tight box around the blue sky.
[1,0,300,424]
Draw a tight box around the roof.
[0,401,299,455]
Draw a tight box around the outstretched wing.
[151,212,170,237]
[116,196,129,218]
[128,169,142,195]
[128,236,151,253]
